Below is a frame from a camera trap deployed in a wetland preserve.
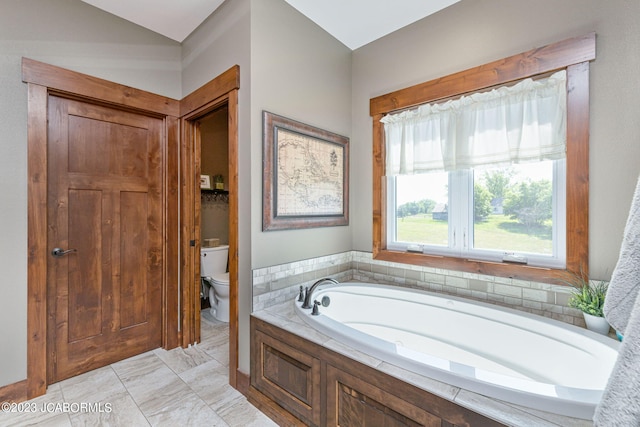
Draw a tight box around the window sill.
[373,248,569,285]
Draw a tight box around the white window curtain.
[381,70,567,175]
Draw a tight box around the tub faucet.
[302,277,339,309]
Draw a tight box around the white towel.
[603,175,640,333]
[594,175,640,426]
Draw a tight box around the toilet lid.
[211,272,229,285]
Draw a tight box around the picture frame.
[200,174,212,190]
[263,111,349,231]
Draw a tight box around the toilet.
[200,245,230,322]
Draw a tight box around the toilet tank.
[200,245,229,277]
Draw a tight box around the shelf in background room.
[201,189,229,203]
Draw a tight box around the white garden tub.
[294,282,619,419]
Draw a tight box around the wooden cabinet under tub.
[249,316,506,427]
[326,364,442,427]
[252,328,321,426]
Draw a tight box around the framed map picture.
[263,111,349,231]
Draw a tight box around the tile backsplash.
[252,251,587,327]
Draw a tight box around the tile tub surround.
[252,251,590,328]
[252,251,353,311]
[252,302,593,427]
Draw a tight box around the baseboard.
[236,369,250,394]
[241,371,305,425]
[246,386,306,427]
[0,380,27,404]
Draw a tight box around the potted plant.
[566,273,610,335]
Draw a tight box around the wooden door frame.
[179,66,240,389]
[22,58,181,399]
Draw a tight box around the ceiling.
[81,0,460,50]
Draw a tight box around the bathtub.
[293,282,619,420]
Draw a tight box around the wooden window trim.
[370,33,595,284]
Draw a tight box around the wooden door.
[47,95,163,383]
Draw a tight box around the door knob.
[51,247,77,257]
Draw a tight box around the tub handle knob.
[297,285,305,302]
[312,300,321,316]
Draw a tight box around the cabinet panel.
[263,341,310,403]
[253,329,321,426]
[327,365,441,427]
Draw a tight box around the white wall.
[350,0,640,280]
[181,0,252,373]
[247,0,351,369]
[183,0,351,373]
[249,0,352,269]
[0,0,181,388]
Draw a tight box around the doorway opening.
[196,105,233,385]
[179,68,239,388]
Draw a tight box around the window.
[370,34,595,283]
[388,161,566,268]
[383,72,567,269]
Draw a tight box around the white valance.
[381,70,567,175]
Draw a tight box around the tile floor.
[1,314,278,426]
